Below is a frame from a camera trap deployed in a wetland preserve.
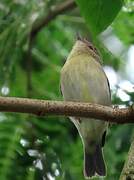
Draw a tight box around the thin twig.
[26,38,33,98]
[0,97,134,123]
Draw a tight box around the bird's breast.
[61,54,110,105]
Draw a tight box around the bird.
[60,38,111,178]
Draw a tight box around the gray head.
[67,38,101,63]
[77,36,100,56]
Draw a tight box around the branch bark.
[0,97,134,123]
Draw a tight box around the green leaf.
[75,0,123,35]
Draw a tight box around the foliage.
[75,0,123,35]
[0,0,134,180]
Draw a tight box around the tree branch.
[120,133,134,180]
[30,0,76,39]
[26,38,33,98]
[25,0,76,97]
[0,97,134,123]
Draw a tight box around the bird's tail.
[84,144,106,178]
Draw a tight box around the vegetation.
[0,0,134,179]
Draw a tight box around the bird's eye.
[88,45,94,50]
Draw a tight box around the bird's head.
[67,38,101,63]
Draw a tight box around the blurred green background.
[0,0,134,179]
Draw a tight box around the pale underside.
[60,54,111,147]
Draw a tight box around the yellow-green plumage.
[60,39,111,178]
